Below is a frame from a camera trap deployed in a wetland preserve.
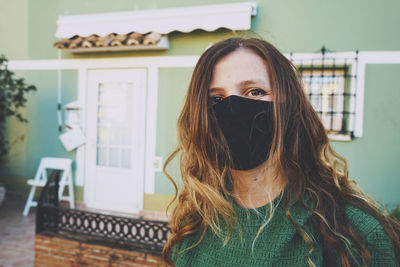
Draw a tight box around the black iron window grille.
[36,171,171,254]
[291,48,358,140]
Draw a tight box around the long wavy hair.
[161,37,400,266]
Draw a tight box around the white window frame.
[289,51,400,139]
[293,56,357,141]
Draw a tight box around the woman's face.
[209,48,273,105]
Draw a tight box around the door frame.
[83,68,147,213]
[80,65,161,212]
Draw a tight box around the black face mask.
[212,95,275,170]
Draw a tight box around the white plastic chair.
[23,157,75,216]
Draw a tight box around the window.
[293,53,358,141]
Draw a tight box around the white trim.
[75,67,87,187]
[84,69,147,213]
[289,52,358,62]
[56,51,62,132]
[8,51,400,71]
[350,51,400,135]
[56,2,257,38]
[328,133,352,142]
[10,51,400,71]
[144,66,159,194]
[358,51,400,64]
[8,56,199,70]
[348,58,358,134]
[355,57,366,137]
[288,51,400,64]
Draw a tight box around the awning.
[55,2,258,39]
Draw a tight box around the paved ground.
[0,192,169,267]
[0,192,35,267]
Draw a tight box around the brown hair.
[162,37,400,266]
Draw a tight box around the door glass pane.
[120,127,131,147]
[121,148,131,168]
[97,126,109,145]
[108,127,120,146]
[96,82,133,168]
[109,147,120,168]
[97,147,108,166]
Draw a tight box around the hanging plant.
[0,55,36,157]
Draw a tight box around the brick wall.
[35,234,170,267]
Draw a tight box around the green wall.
[0,70,79,197]
[332,65,400,207]
[155,68,194,195]
[0,0,29,59]
[0,0,399,207]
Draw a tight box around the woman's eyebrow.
[209,79,268,91]
[209,87,224,93]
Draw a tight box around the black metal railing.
[36,171,171,254]
[291,47,359,137]
[36,170,60,234]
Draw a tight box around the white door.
[85,69,147,214]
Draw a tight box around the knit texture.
[172,192,397,267]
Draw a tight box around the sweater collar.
[230,189,313,227]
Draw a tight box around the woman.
[162,37,400,266]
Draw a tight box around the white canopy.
[55,2,257,38]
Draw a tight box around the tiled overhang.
[54,32,168,53]
[54,2,257,52]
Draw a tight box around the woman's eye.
[209,96,223,105]
[247,88,267,97]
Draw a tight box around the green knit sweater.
[172,193,397,267]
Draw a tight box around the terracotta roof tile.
[54,32,162,51]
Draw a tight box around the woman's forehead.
[210,49,270,89]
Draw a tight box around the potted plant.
[0,55,36,205]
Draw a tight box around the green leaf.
[0,55,36,156]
